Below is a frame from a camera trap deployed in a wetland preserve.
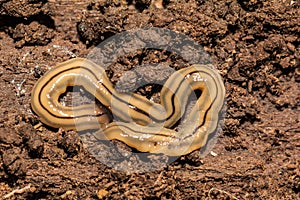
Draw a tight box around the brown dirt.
[0,0,299,199]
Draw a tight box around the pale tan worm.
[31,58,225,156]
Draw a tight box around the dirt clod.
[9,21,54,48]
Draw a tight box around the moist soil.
[0,0,299,199]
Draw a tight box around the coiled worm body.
[31,58,225,156]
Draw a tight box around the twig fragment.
[2,184,32,199]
